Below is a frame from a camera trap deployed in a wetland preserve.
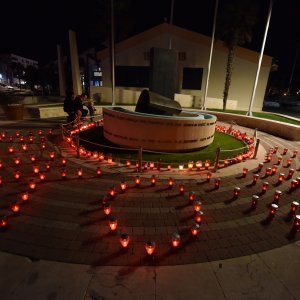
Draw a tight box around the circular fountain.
[103,90,217,152]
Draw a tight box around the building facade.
[0,53,38,85]
[93,23,272,111]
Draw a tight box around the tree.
[217,0,259,111]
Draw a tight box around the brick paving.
[0,120,299,267]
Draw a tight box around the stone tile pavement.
[0,115,299,299]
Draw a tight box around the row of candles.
[102,179,205,255]
[2,175,300,255]
[0,129,53,141]
[2,128,300,254]
[62,123,256,170]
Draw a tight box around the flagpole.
[247,0,273,116]
[110,0,116,106]
[202,0,218,111]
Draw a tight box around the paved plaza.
[0,114,299,299]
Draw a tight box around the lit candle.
[290,201,299,215]
[30,154,36,163]
[292,150,298,158]
[257,162,263,172]
[288,168,295,178]
[135,176,141,187]
[14,156,21,166]
[277,156,282,165]
[188,161,194,171]
[215,178,221,189]
[204,160,210,170]
[269,203,278,218]
[195,210,204,223]
[145,241,155,255]
[171,233,181,248]
[242,168,248,177]
[262,182,269,192]
[120,180,127,192]
[33,165,39,175]
[193,200,202,212]
[39,172,46,181]
[168,177,174,188]
[13,170,21,181]
[233,187,240,199]
[45,162,51,171]
[77,168,83,178]
[251,195,259,208]
[28,179,36,191]
[291,180,298,190]
[151,175,156,186]
[120,233,130,248]
[252,174,259,184]
[196,161,202,170]
[0,215,7,228]
[191,223,200,236]
[292,215,300,231]
[49,152,55,160]
[206,172,211,182]
[273,190,282,203]
[96,167,102,177]
[271,165,277,175]
[278,173,285,184]
[109,216,117,231]
[109,186,116,198]
[8,146,14,154]
[11,201,20,215]
[21,191,29,202]
[61,168,67,179]
[103,203,111,215]
[149,162,154,170]
[189,191,196,202]
[265,167,271,177]
[179,184,184,195]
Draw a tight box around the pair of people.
[64,92,95,125]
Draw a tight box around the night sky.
[1,0,300,89]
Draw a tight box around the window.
[116,66,149,87]
[182,67,203,90]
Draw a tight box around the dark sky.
[1,0,300,89]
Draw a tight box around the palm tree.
[217,0,259,111]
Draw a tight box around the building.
[0,53,38,86]
[93,23,272,111]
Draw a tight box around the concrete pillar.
[57,45,66,97]
[69,30,82,96]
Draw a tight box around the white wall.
[96,28,271,112]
